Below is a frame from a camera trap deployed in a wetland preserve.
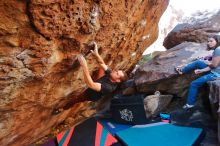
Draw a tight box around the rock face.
[134,42,212,97]
[163,10,220,49]
[0,0,168,145]
[208,80,220,143]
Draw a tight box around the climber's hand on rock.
[90,42,99,56]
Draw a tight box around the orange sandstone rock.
[0,0,168,145]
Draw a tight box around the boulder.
[207,80,220,143]
[134,42,212,97]
[144,93,173,118]
[163,10,220,49]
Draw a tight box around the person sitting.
[175,35,220,110]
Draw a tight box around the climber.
[52,42,128,114]
[77,42,128,101]
[175,35,220,110]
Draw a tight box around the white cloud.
[170,0,220,16]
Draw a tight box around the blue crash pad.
[99,119,131,135]
[116,122,204,146]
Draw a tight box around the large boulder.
[0,0,168,145]
[163,10,220,49]
[134,42,212,97]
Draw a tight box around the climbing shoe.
[182,104,194,110]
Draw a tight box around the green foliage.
[138,54,153,65]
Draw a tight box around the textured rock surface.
[208,80,220,143]
[0,0,168,145]
[134,42,212,97]
[163,10,220,49]
[144,94,173,118]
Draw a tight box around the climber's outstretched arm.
[90,42,108,71]
[77,55,101,91]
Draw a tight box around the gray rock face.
[163,10,220,49]
[134,42,212,97]
[208,80,220,143]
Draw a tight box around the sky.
[170,0,220,16]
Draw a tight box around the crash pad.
[116,122,204,146]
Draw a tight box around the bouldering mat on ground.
[116,122,204,146]
[99,119,131,135]
[42,118,119,146]
[42,118,204,146]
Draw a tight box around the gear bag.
[110,94,149,125]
